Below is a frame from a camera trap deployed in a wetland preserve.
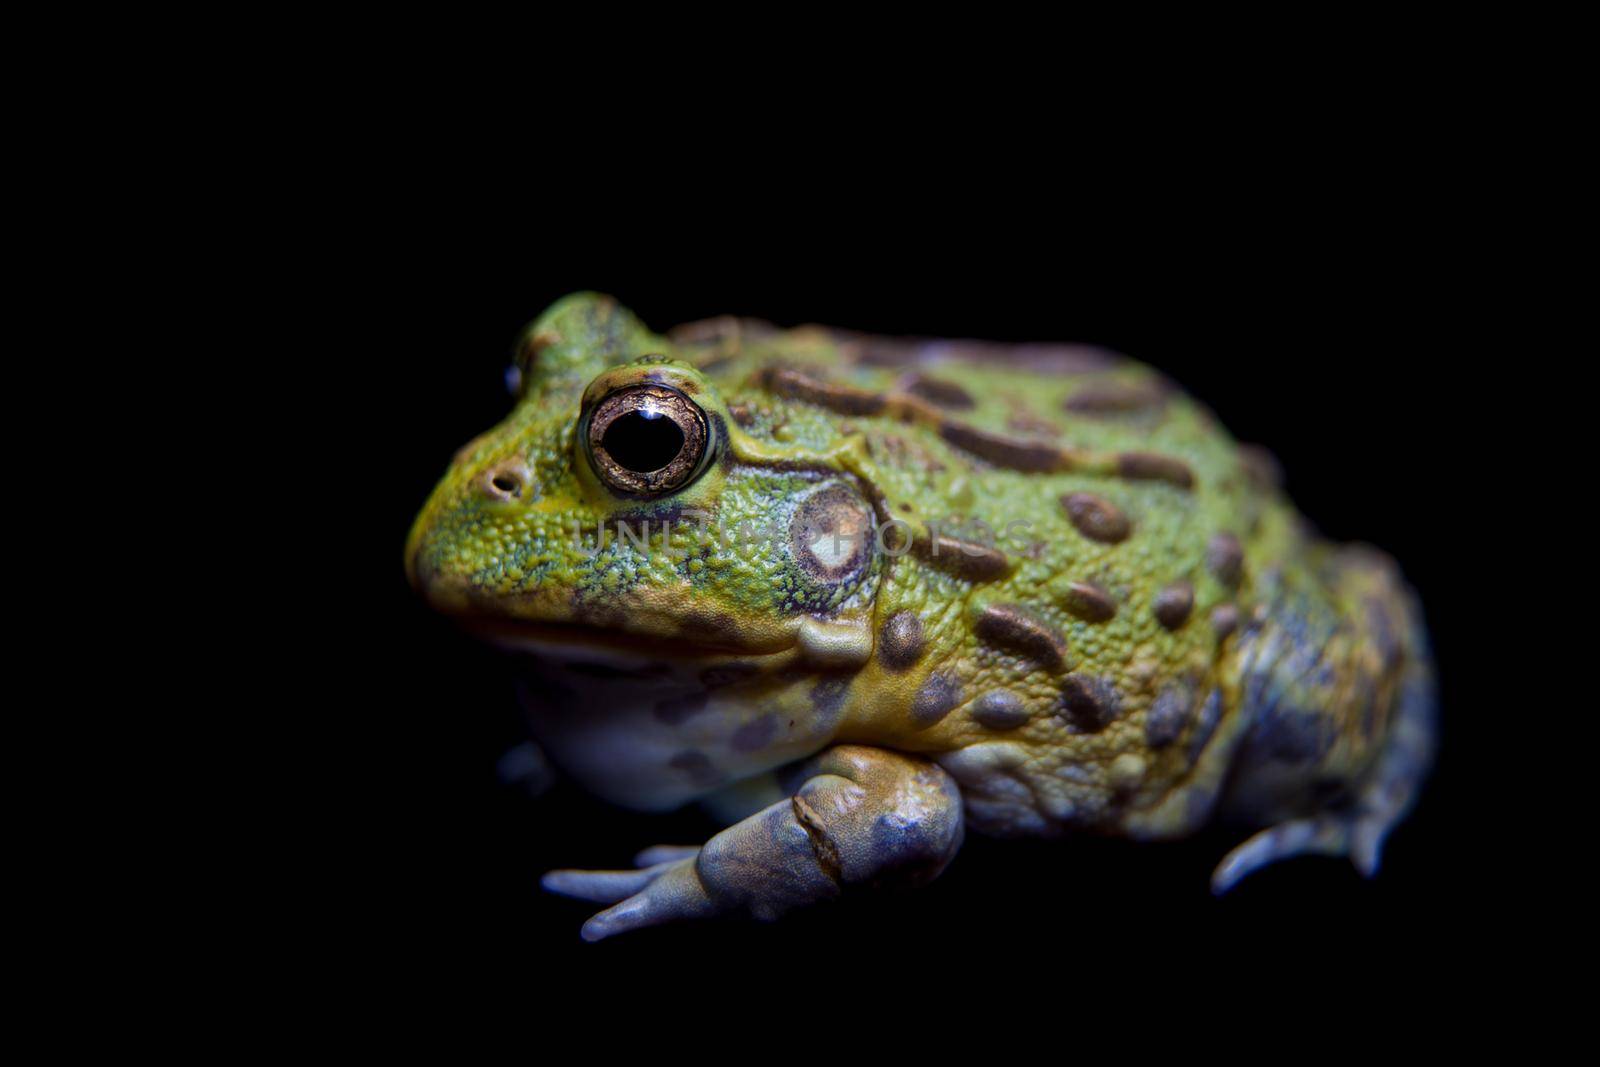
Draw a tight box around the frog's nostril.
[483,467,524,500]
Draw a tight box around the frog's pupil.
[602,409,685,473]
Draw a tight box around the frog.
[405,292,1436,941]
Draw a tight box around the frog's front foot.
[541,745,965,941]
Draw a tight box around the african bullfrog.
[406,293,1435,940]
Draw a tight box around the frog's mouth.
[463,614,804,665]
[413,563,807,661]
[414,561,876,672]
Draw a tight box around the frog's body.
[407,293,1435,939]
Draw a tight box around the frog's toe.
[632,844,701,867]
[541,861,683,904]
[1211,816,1356,894]
[1211,804,1410,892]
[575,860,718,942]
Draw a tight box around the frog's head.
[406,293,883,664]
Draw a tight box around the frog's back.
[673,316,1434,873]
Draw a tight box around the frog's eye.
[584,384,711,496]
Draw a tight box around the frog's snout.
[403,533,432,597]
[403,524,450,608]
[403,493,465,605]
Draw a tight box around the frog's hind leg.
[1212,655,1437,894]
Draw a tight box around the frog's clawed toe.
[540,860,688,905]
[1211,814,1380,894]
[632,844,701,867]
[540,845,714,939]
[1211,779,1422,892]
[542,857,718,941]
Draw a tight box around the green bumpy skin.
[407,293,1436,937]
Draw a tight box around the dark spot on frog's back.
[1063,380,1166,415]
[1153,581,1194,630]
[1116,452,1195,490]
[1061,580,1117,623]
[939,422,1061,472]
[920,535,1011,581]
[971,690,1030,730]
[910,673,962,727]
[948,340,1117,374]
[974,604,1068,670]
[1058,674,1122,733]
[1210,603,1240,638]
[878,611,924,671]
[1060,493,1130,544]
[761,366,886,416]
[1206,532,1245,588]
[900,373,976,410]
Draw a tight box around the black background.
[354,202,1489,983]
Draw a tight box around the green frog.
[406,293,1435,940]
